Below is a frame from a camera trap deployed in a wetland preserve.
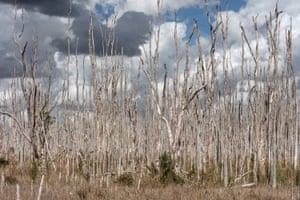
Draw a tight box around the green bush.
[159,152,184,185]
[29,161,39,182]
[116,173,134,186]
[187,164,196,180]
[296,168,300,186]
[0,157,9,168]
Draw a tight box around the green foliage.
[296,168,300,186]
[228,176,234,185]
[159,152,184,185]
[276,164,293,184]
[159,153,173,174]
[29,161,39,182]
[187,164,196,180]
[116,173,134,186]
[40,110,56,136]
[40,111,56,126]
[276,165,285,184]
[170,172,184,185]
[0,157,9,168]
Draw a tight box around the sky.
[0,0,300,108]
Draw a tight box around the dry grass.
[0,162,298,200]
[0,157,298,199]
[0,180,298,200]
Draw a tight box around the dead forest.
[0,1,298,197]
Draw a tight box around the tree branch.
[0,110,31,144]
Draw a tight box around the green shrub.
[116,173,134,186]
[274,163,293,184]
[29,161,39,182]
[187,164,196,180]
[159,152,184,185]
[0,158,9,168]
[296,168,300,186]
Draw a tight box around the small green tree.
[159,152,184,185]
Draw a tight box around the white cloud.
[141,22,187,65]
[125,0,205,15]
[1,0,300,107]
[0,4,14,45]
[214,0,300,82]
[90,0,207,20]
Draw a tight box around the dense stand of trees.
[0,2,298,189]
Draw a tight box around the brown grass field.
[0,163,298,200]
[1,181,298,200]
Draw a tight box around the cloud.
[0,5,67,79]
[0,50,19,78]
[0,1,151,82]
[52,11,152,56]
[0,0,84,17]
[93,0,207,16]
[114,12,152,55]
[210,0,300,99]
[1,0,300,109]
[140,22,188,79]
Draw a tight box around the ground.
[1,180,298,200]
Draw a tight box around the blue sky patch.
[95,3,115,19]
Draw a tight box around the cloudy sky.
[0,0,299,106]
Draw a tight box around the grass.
[1,154,299,199]
[0,178,297,200]
[0,158,298,200]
